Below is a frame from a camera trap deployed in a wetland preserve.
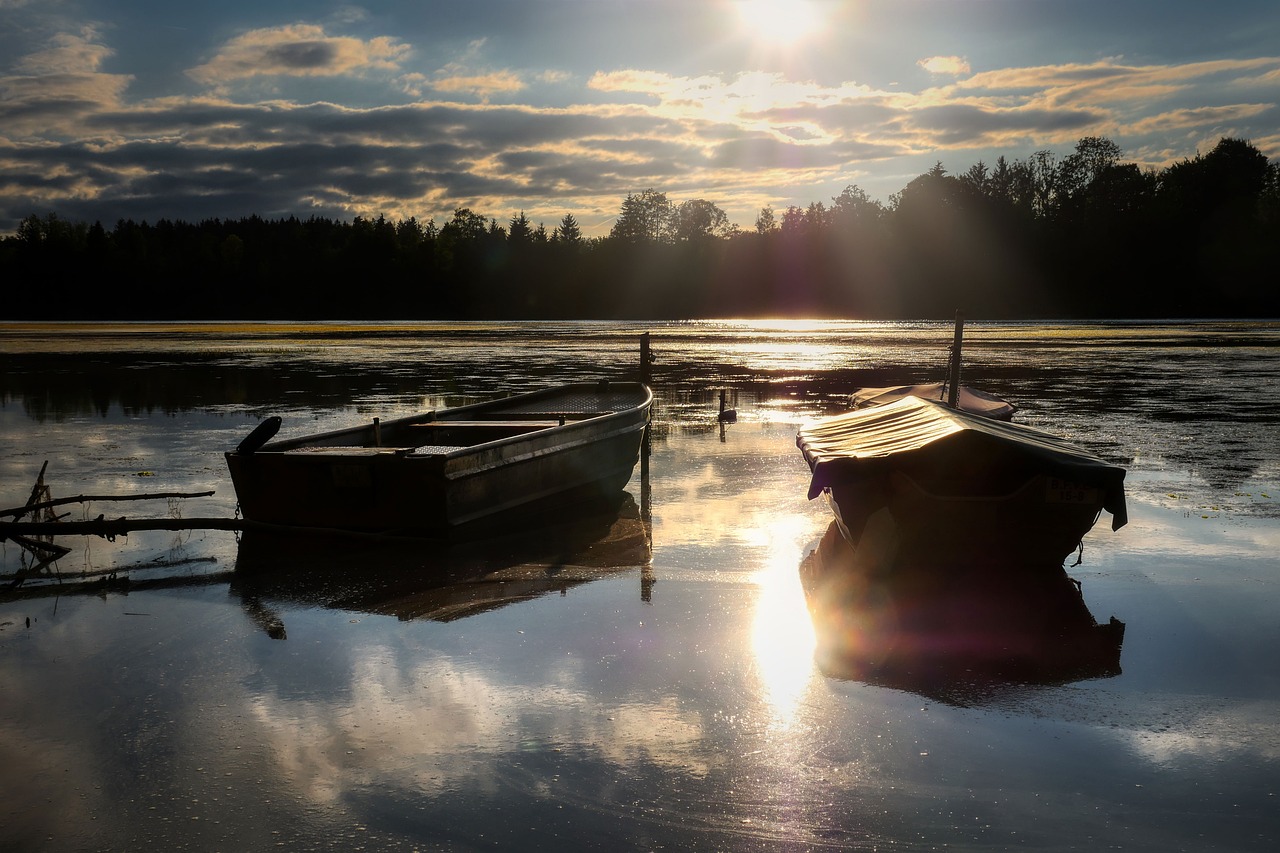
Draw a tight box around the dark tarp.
[797,396,1127,529]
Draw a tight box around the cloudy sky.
[2,0,1278,236]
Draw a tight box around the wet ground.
[1,320,1278,851]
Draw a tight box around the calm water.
[1,320,1278,851]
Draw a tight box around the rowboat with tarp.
[852,382,1016,421]
[226,381,653,535]
[796,395,1127,574]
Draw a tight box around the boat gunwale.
[227,382,654,459]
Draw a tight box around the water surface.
[1,320,1278,851]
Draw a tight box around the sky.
[2,0,1279,237]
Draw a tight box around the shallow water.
[1,320,1278,851]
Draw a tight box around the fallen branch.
[11,460,51,523]
[0,490,216,519]
[1,516,446,542]
[2,517,247,537]
[7,533,72,558]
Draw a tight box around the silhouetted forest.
[4,136,1278,320]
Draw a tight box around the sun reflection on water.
[747,515,819,726]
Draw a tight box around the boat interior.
[274,410,615,455]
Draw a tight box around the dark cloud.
[264,41,340,71]
[906,103,1102,145]
[709,135,829,171]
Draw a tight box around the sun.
[736,0,823,45]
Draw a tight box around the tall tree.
[830,184,884,227]
[553,213,583,244]
[754,205,778,234]
[508,211,534,245]
[1026,150,1060,217]
[673,198,730,242]
[610,189,674,243]
[1058,137,1123,203]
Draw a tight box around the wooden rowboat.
[797,395,1126,574]
[225,381,653,535]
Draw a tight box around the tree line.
[4,136,1277,320]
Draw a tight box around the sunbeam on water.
[748,514,819,726]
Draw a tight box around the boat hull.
[826,471,1108,574]
[225,383,652,535]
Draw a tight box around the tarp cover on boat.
[852,382,1017,420]
[797,396,1127,529]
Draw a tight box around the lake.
[2,320,1278,851]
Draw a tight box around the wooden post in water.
[639,332,653,385]
[947,311,965,409]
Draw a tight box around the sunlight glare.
[749,515,819,725]
[736,0,822,45]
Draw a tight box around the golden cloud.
[918,56,972,76]
[15,28,115,75]
[431,70,526,99]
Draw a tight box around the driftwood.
[0,464,436,552]
[1,462,223,539]
[0,489,216,519]
[2,517,248,537]
[16,460,51,521]
[0,515,437,542]
[2,465,236,591]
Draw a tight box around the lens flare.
[736,0,823,45]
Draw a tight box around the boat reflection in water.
[231,492,653,638]
[799,521,1124,705]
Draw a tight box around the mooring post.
[639,332,653,385]
[947,310,965,409]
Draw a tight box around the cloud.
[918,56,971,76]
[186,24,410,86]
[902,103,1102,147]
[0,29,133,138]
[1125,103,1275,136]
[958,56,1280,107]
[398,38,528,102]
[428,70,526,99]
[14,27,113,76]
[3,20,1279,236]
